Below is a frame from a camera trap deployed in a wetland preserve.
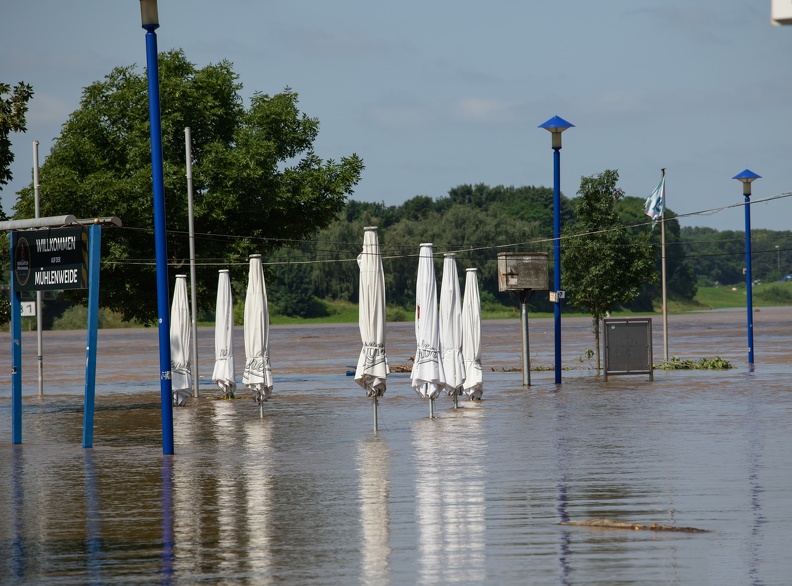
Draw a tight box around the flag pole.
[660,168,668,363]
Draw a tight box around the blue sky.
[2,0,791,231]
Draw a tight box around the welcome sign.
[13,227,88,291]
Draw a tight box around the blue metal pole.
[83,225,101,449]
[144,23,174,455]
[744,193,754,365]
[9,232,23,444]
[553,146,562,384]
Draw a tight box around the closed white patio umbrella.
[212,269,236,399]
[355,227,389,431]
[411,243,446,417]
[462,268,484,400]
[439,253,465,408]
[170,274,192,406]
[243,254,273,411]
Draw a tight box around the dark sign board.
[603,318,653,381]
[13,227,88,291]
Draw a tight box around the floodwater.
[2,308,792,584]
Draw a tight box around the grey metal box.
[603,317,653,381]
[497,253,549,292]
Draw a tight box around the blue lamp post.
[140,0,174,454]
[733,169,760,366]
[539,115,574,384]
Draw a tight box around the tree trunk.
[594,317,601,373]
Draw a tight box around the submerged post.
[733,169,760,366]
[82,224,102,448]
[140,0,174,454]
[520,290,531,386]
[539,116,574,384]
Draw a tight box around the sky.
[2,0,792,232]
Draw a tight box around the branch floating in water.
[561,519,708,533]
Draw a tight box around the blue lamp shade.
[733,169,761,195]
[539,116,574,148]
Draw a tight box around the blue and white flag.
[644,175,665,228]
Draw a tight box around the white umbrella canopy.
[411,243,447,405]
[243,254,273,403]
[170,274,192,406]
[462,268,484,400]
[439,253,465,402]
[355,226,389,398]
[211,269,237,399]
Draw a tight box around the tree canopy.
[562,170,657,368]
[1,81,34,203]
[13,50,363,323]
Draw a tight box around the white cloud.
[449,97,522,124]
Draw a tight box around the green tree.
[562,170,657,370]
[0,82,34,325]
[13,51,363,323]
[1,81,34,199]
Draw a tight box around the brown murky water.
[2,308,792,584]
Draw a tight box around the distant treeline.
[256,184,788,317]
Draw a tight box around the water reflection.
[83,450,103,583]
[357,435,392,585]
[243,416,274,582]
[11,446,25,580]
[172,405,205,574]
[161,455,175,583]
[212,400,245,575]
[412,408,486,584]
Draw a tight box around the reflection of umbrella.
[462,268,484,400]
[355,226,389,431]
[411,243,446,417]
[243,254,273,408]
[170,274,192,406]
[439,253,465,408]
[211,269,236,399]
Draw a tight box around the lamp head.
[539,115,574,149]
[140,0,159,29]
[733,169,761,196]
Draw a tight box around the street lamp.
[733,168,760,366]
[141,0,174,454]
[539,115,574,384]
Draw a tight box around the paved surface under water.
[1,308,791,584]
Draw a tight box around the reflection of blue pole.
[161,455,175,580]
[745,193,754,365]
[10,233,22,444]
[553,146,562,384]
[143,21,174,454]
[83,225,101,448]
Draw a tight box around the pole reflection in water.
[161,455,175,583]
[412,408,487,584]
[83,450,103,582]
[356,435,392,584]
[11,446,26,580]
[746,396,765,585]
[243,416,274,582]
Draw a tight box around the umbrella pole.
[259,398,263,419]
[429,397,434,419]
[373,396,379,432]
[453,392,459,409]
